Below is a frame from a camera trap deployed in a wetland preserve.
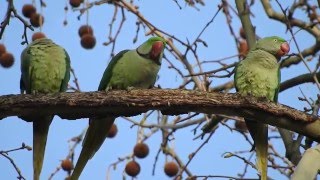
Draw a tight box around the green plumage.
[20,38,70,180]
[71,36,166,179]
[234,36,289,180]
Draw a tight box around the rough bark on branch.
[0,89,319,141]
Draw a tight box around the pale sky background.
[0,0,318,180]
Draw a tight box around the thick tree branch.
[0,89,312,120]
[0,89,319,141]
[261,0,320,37]
[235,0,256,48]
[281,43,320,68]
[280,71,320,92]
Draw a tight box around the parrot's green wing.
[273,67,281,102]
[60,49,71,92]
[233,62,239,92]
[20,47,32,93]
[98,50,129,91]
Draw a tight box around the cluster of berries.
[0,44,14,68]
[22,4,44,28]
[60,123,179,178]
[78,25,96,49]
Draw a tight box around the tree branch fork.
[0,89,319,141]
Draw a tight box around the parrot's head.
[254,36,290,60]
[137,36,166,65]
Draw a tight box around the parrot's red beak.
[150,41,164,61]
[276,42,290,57]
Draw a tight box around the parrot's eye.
[273,39,277,42]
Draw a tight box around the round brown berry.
[30,13,44,27]
[125,160,140,177]
[32,32,46,41]
[238,40,249,58]
[309,12,317,22]
[133,143,149,159]
[0,44,6,56]
[107,124,118,138]
[234,120,248,133]
[164,161,179,177]
[22,4,36,18]
[61,159,74,171]
[78,25,93,37]
[69,0,82,8]
[81,34,96,49]
[0,53,14,68]
[239,27,246,39]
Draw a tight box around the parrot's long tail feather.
[245,120,268,180]
[33,116,53,180]
[71,117,115,180]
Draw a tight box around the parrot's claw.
[126,86,135,92]
[257,96,270,102]
[32,90,38,95]
[104,87,112,93]
[149,84,161,89]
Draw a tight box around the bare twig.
[177,131,215,178]
[69,68,81,92]
[103,6,126,57]
[48,128,86,180]
[0,0,34,43]
[0,143,31,180]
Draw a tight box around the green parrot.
[70,36,166,179]
[20,38,71,180]
[234,36,290,180]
